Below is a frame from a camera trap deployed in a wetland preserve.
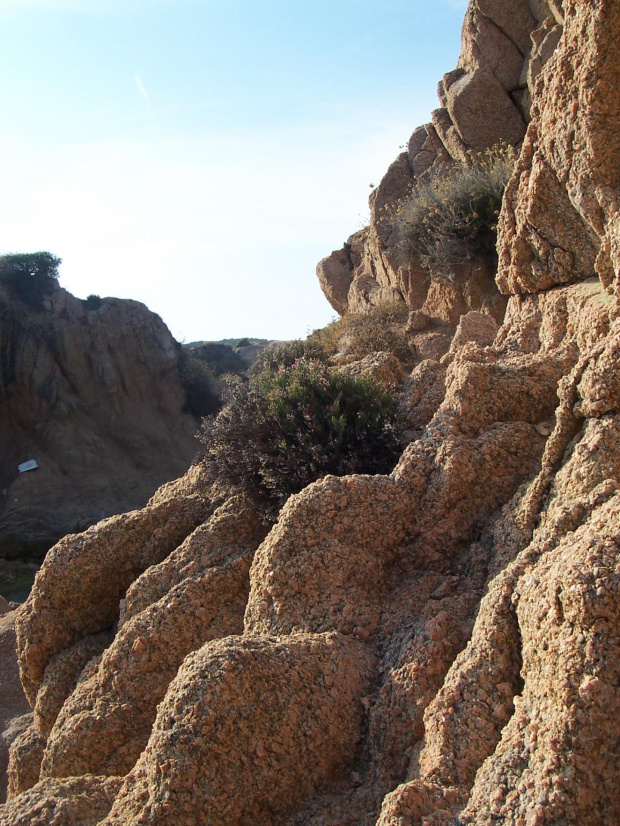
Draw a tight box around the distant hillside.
[185,337,269,348]
[185,338,282,373]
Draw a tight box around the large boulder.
[445,68,527,148]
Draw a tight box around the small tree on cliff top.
[0,252,61,310]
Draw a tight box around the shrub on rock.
[198,358,403,521]
[393,143,516,273]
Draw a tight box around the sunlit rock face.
[316,0,562,336]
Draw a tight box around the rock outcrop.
[0,280,198,560]
[6,1,620,824]
[316,0,565,342]
[497,0,618,295]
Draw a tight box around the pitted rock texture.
[0,611,31,802]
[7,1,620,824]
[7,722,46,799]
[3,287,620,824]
[1,776,122,826]
[375,297,620,825]
[399,359,447,432]
[40,500,265,780]
[102,633,375,825]
[34,632,113,740]
[0,281,199,559]
[16,465,213,707]
[497,0,620,295]
[339,351,406,390]
[2,285,553,822]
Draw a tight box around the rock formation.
[316,0,565,352]
[5,0,620,824]
[0,280,198,560]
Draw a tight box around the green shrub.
[235,337,251,348]
[0,252,61,310]
[392,143,516,274]
[84,294,103,310]
[197,358,403,521]
[177,350,221,418]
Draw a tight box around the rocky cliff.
[3,0,620,824]
[0,279,198,560]
[317,0,564,353]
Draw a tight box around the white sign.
[18,460,39,473]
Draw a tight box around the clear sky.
[0,0,467,343]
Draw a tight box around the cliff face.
[5,0,620,824]
[0,281,198,559]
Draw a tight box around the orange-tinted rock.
[497,0,620,295]
[40,501,265,779]
[102,633,375,825]
[7,723,45,799]
[0,612,31,802]
[33,633,112,740]
[446,68,527,149]
[400,359,447,430]
[9,2,620,825]
[459,4,525,91]
[16,469,213,706]
[0,775,122,826]
[339,351,406,389]
[315,0,557,323]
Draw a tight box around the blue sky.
[0,0,466,342]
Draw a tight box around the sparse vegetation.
[309,302,412,364]
[198,357,403,521]
[250,339,328,375]
[0,252,61,310]
[392,143,516,274]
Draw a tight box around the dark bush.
[197,358,403,521]
[0,252,61,310]
[177,350,221,418]
[235,337,251,348]
[84,294,103,310]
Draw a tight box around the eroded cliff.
[3,0,620,824]
[0,279,198,560]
